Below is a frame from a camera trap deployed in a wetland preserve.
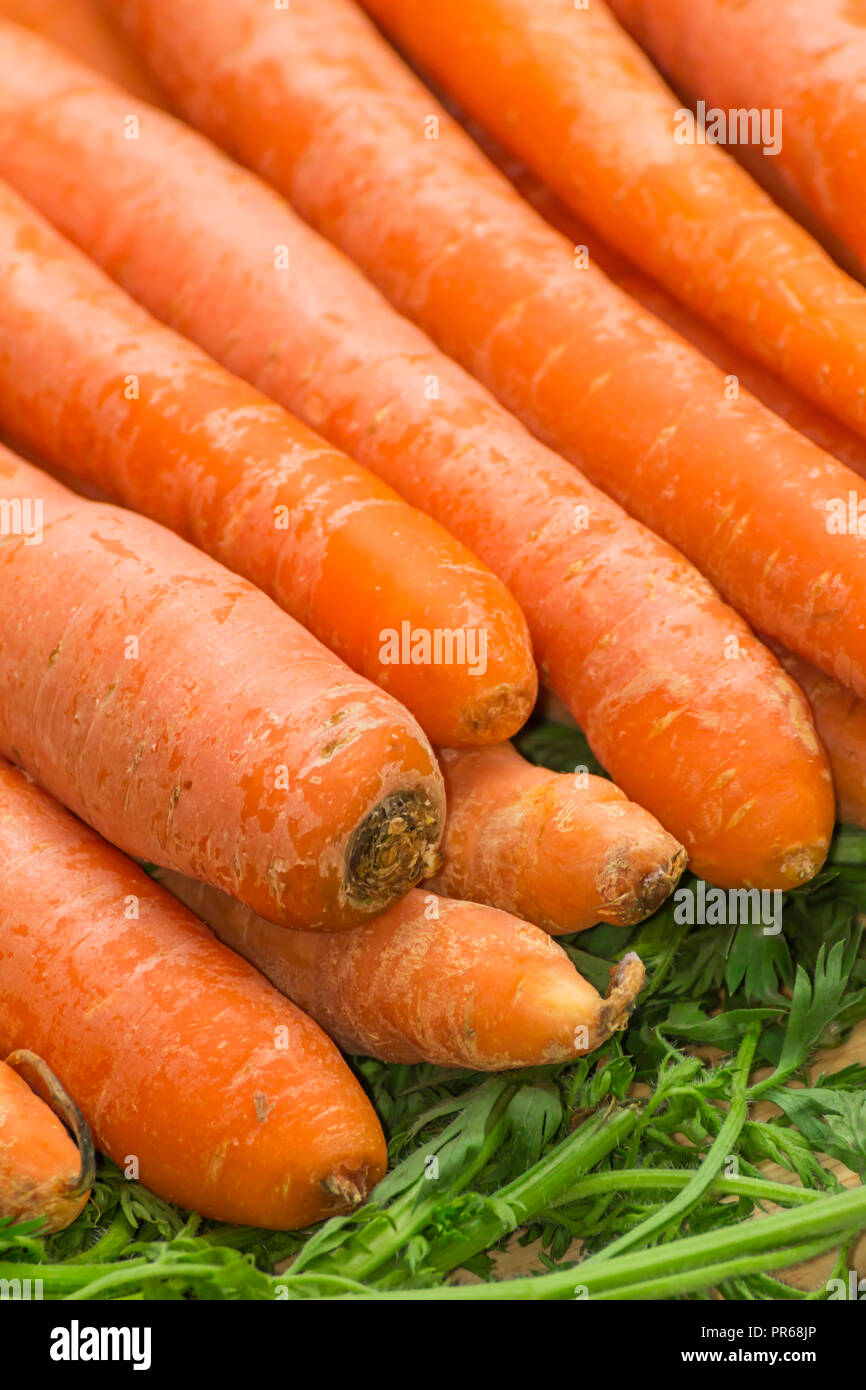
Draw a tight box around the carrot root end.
[345,789,443,912]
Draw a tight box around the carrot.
[362,0,866,444]
[152,872,646,1071]
[607,0,866,278]
[431,744,686,936]
[0,23,835,890]
[464,120,866,480]
[0,1050,94,1233]
[0,445,444,929]
[106,6,866,709]
[0,0,166,103]
[0,759,387,1227]
[0,184,536,750]
[767,645,866,832]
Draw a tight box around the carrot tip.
[631,845,688,920]
[598,844,688,926]
[459,679,538,744]
[590,952,646,1048]
[777,840,831,890]
[345,789,443,912]
[321,1164,374,1211]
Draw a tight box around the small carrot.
[608,0,866,280]
[0,446,445,929]
[432,744,687,936]
[153,872,646,1071]
[0,181,537,749]
[0,0,167,103]
[0,759,387,1228]
[0,1050,94,1233]
[0,23,835,890]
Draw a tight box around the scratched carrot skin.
[0,446,445,930]
[153,872,647,1072]
[0,759,387,1228]
[0,21,835,889]
[0,183,537,749]
[768,644,866,832]
[608,0,866,277]
[108,0,866,707]
[463,118,866,480]
[365,0,866,445]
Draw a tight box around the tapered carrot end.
[490,941,646,1069]
[587,952,646,1051]
[604,844,689,926]
[777,840,832,890]
[321,1161,380,1212]
[457,676,539,746]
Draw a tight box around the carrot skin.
[608,0,866,281]
[0,1060,88,1232]
[0,183,536,749]
[465,121,866,480]
[0,0,167,103]
[769,645,866,831]
[0,21,835,889]
[432,744,686,935]
[365,0,866,443]
[153,873,646,1071]
[108,0,866,705]
[0,447,445,929]
[0,760,387,1228]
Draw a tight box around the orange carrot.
[0,759,387,1228]
[768,645,866,831]
[107,4,866,710]
[0,0,167,103]
[363,0,866,443]
[0,182,536,749]
[432,744,686,935]
[0,1051,94,1233]
[0,446,444,929]
[608,0,866,278]
[153,872,646,1071]
[0,24,835,890]
[463,120,866,480]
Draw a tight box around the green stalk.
[591,1235,846,1301]
[318,1183,866,1301]
[67,1211,135,1265]
[588,1022,760,1262]
[0,1258,150,1296]
[70,1262,236,1301]
[422,1106,636,1275]
[557,1168,822,1207]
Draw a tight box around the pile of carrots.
[1,0,865,1237]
